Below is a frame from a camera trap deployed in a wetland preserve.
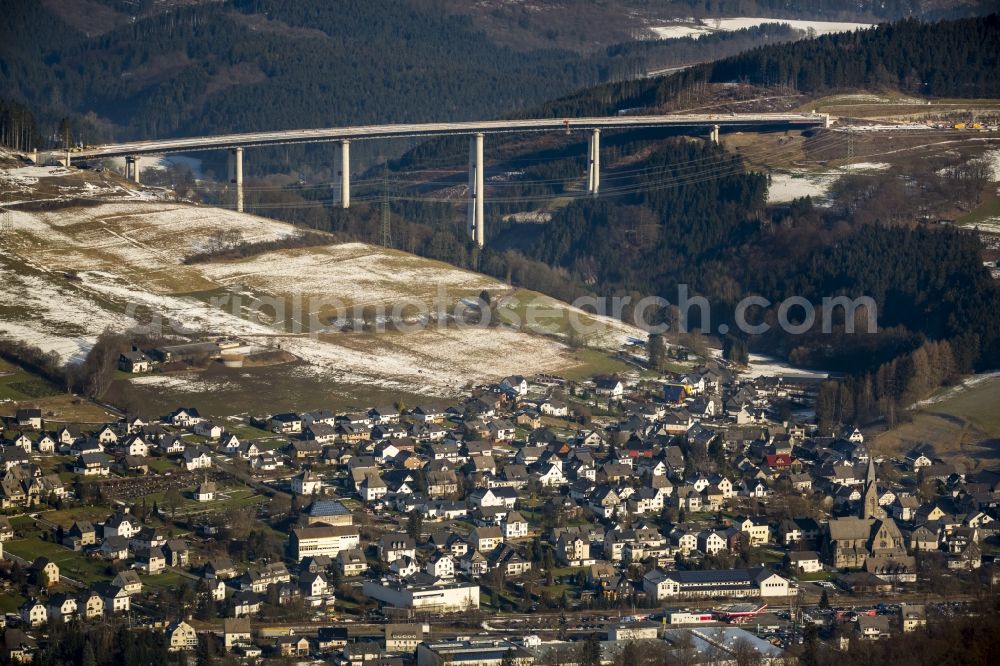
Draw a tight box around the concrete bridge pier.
[126,156,141,183]
[467,132,485,247]
[340,140,350,209]
[231,147,244,213]
[710,125,720,145]
[587,128,601,195]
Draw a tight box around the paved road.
[71,113,829,159]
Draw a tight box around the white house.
[182,447,212,471]
[502,511,529,540]
[788,551,822,574]
[594,377,624,398]
[426,553,456,579]
[292,470,324,496]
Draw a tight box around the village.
[0,347,998,665]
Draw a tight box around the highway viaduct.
[64,112,831,247]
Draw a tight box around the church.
[825,458,916,581]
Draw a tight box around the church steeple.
[861,456,884,519]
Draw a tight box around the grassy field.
[924,377,1000,434]
[958,188,1000,228]
[0,364,61,402]
[140,570,189,591]
[0,591,26,613]
[4,537,113,585]
[803,93,1000,121]
[104,362,441,419]
[38,506,114,527]
[0,178,657,417]
[0,360,119,423]
[560,348,632,381]
[874,374,1000,470]
[3,197,616,401]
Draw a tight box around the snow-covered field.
[105,155,203,178]
[911,371,1000,409]
[842,162,891,171]
[129,373,239,393]
[982,149,1000,181]
[200,242,508,310]
[767,171,839,204]
[742,353,830,380]
[6,202,301,293]
[1,162,164,204]
[767,162,895,203]
[0,166,603,394]
[713,17,872,35]
[649,16,872,40]
[967,219,1000,235]
[649,24,711,39]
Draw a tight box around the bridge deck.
[73,113,828,158]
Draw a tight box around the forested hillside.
[534,14,1000,117]
[349,16,1000,397]
[435,0,994,52]
[1,0,815,148]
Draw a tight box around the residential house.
[97,583,131,614]
[166,620,199,652]
[378,533,417,563]
[595,377,624,399]
[136,547,166,575]
[470,526,504,553]
[502,511,529,540]
[223,618,253,651]
[112,570,143,595]
[182,447,212,471]
[45,594,77,623]
[30,557,59,586]
[119,351,152,373]
[788,551,823,573]
[269,413,303,434]
[74,451,112,476]
[337,548,368,577]
[292,470,324,496]
[76,590,104,619]
[855,615,892,640]
[900,604,927,632]
[19,599,46,627]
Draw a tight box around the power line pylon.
[846,126,855,170]
[381,164,392,248]
[1,192,12,234]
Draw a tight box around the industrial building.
[416,639,532,666]
[643,568,790,601]
[362,579,480,613]
[289,525,360,561]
